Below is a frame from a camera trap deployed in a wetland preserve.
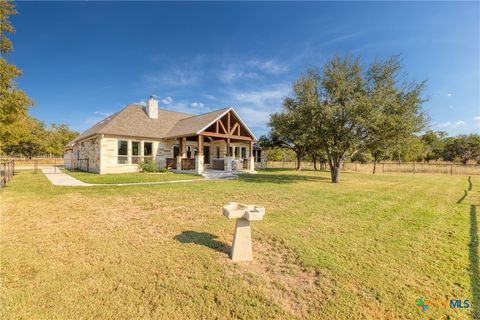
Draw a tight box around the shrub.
[138,160,158,172]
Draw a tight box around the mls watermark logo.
[449,299,470,309]
[417,297,471,313]
[417,297,429,312]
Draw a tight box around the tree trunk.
[296,151,303,171]
[328,156,342,183]
[372,159,377,174]
[331,165,341,183]
[321,162,326,171]
[312,154,318,171]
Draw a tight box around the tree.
[442,134,480,164]
[391,134,425,162]
[268,55,426,183]
[312,55,426,182]
[3,117,46,157]
[365,57,426,173]
[421,130,447,162]
[268,73,318,170]
[43,124,79,156]
[0,0,34,152]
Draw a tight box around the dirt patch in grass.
[225,236,336,319]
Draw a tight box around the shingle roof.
[68,105,237,146]
[164,107,230,138]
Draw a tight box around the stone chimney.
[146,96,158,119]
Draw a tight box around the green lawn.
[1,169,478,319]
[61,169,202,184]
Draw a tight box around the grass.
[1,169,478,319]
[61,169,202,184]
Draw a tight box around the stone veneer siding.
[65,135,253,174]
[69,136,101,173]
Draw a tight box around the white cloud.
[219,65,260,83]
[161,96,173,105]
[190,102,204,108]
[446,93,452,97]
[248,59,288,75]
[474,116,480,122]
[436,120,466,129]
[235,107,272,128]
[233,86,289,109]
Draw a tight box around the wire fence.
[0,160,14,187]
[265,161,480,176]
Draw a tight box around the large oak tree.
[269,55,426,183]
[0,0,33,152]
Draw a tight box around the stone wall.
[72,136,101,173]
[156,139,176,169]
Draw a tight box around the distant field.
[266,160,480,176]
[1,169,478,319]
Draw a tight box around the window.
[255,150,262,162]
[241,147,246,159]
[173,145,179,158]
[118,140,128,164]
[203,146,210,164]
[216,147,220,159]
[144,142,153,159]
[234,147,240,158]
[186,146,192,159]
[132,141,140,164]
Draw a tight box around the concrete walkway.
[41,167,206,187]
[42,167,92,186]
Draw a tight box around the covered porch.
[166,109,256,174]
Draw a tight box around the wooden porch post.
[226,138,231,156]
[181,137,187,157]
[198,135,203,155]
[249,141,253,157]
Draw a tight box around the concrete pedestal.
[224,156,233,172]
[176,156,183,171]
[195,155,204,174]
[231,219,253,261]
[248,156,255,171]
[223,202,265,262]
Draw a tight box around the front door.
[203,146,210,164]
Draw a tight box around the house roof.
[67,104,255,147]
[164,107,230,138]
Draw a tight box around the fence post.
[382,163,385,173]
[12,160,14,176]
[413,162,415,174]
[450,164,453,176]
[3,163,6,183]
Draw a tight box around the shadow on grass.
[470,205,479,319]
[239,171,330,184]
[458,190,468,204]
[174,231,230,255]
[468,176,473,191]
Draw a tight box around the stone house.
[64,97,262,174]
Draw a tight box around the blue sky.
[10,1,480,137]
